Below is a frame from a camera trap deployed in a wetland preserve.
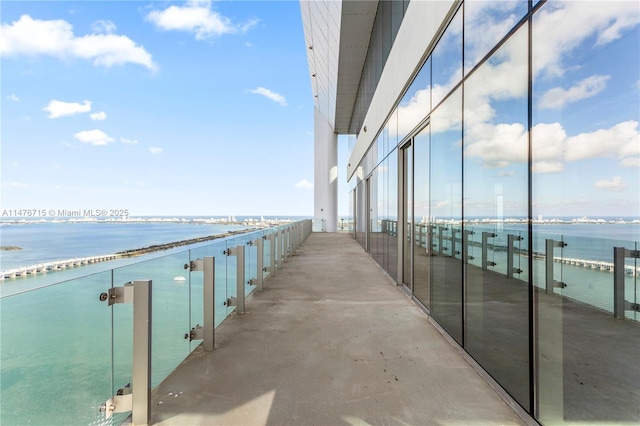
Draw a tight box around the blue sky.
[1,0,349,217]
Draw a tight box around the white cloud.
[90,111,107,121]
[539,75,610,109]
[465,120,640,173]
[149,147,163,155]
[44,99,91,118]
[295,179,313,190]
[249,87,287,106]
[565,120,639,162]
[120,137,138,145]
[595,176,626,191]
[91,20,116,34]
[74,129,114,146]
[146,0,258,40]
[533,1,640,77]
[1,15,157,70]
[6,94,19,101]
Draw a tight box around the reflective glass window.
[464,0,528,75]
[463,24,530,409]
[413,125,431,308]
[388,148,399,281]
[429,86,463,343]
[397,57,431,144]
[432,6,463,108]
[532,1,640,423]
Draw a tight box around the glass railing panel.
[0,271,113,425]
[239,231,261,297]
[112,251,190,389]
[188,240,228,333]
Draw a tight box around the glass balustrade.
[0,220,312,425]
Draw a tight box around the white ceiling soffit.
[301,0,377,134]
[335,0,378,134]
[301,0,341,129]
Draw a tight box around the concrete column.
[314,106,338,232]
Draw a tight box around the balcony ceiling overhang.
[302,0,377,134]
[334,1,378,134]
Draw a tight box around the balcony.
[0,222,527,425]
[3,218,638,425]
[149,232,526,425]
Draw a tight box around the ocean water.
[0,221,277,425]
[0,221,250,270]
[0,221,257,296]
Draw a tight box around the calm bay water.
[0,221,249,271]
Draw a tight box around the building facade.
[303,0,640,424]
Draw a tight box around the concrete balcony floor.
[151,233,527,425]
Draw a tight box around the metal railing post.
[291,225,297,255]
[614,247,640,319]
[507,234,523,278]
[256,237,264,291]
[482,232,496,270]
[185,257,216,351]
[270,233,276,276]
[284,227,290,263]
[236,245,245,314]
[453,228,461,259]
[462,230,475,263]
[99,280,152,425]
[132,280,151,425]
[545,239,567,294]
[438,226,446,255]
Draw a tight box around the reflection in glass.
[532,1,640,423]
[381,155,390,273]
[430,87,463,343]
[463,23,530,408]
[402,144,413,290]
[432,6,462,108]
[413,125,431,308]
[397,57,431,143]
[388,148,399,281]
[464,0,528,75]
[369,170,379,260]
[388,108,399,150]
[356,182,367,250]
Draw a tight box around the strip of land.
[115,228,253,257]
